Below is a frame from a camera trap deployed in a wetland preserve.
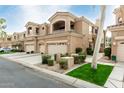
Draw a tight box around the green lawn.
[67,63,113,86]
[0,51,16,55]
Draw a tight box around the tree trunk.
[91,5,106,69]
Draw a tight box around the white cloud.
[18,5,71,31]
[20,5,72,22]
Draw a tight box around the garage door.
[117,41,124,61]
[25,44,35,52]
[48,43,67,55]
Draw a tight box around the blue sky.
[0,5,118,36]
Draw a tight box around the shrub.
[41,52,44,54]
[20,50,24,52]
[86,47,93,55]
[78,55,86,63]
[61,53,69,57]
[59,59,68,69]
[0,50,4,53]
[48,59,54,66]
[104,47,111,59]
[42,54,51,64]
[75,48,82,53]
[73,55,79,64]
[26,52,30,54]
[73,53,86,64]
[31,51,34,54]
[11,49,20,52]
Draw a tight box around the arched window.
[53,21,65,31]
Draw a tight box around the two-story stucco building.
[0,12,98,55]
[108,6,124,61]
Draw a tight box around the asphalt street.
[0,57,74,88]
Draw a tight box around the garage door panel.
[25,44,35,52]
[48,44,67,55]
[117,41,124,61]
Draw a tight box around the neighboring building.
[0,12,98,55]
[107,6,124,61]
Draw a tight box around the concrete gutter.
[0,56,103,88]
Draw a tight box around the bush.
[26,52,30,54]
[59,59,68,69]
[73,55,79,64]
[20,50,24,52]
[11,49,20,52]
[0,50,4,53]
[48,59,54,66]
[61,53,69,57]
[31,51,34,54]
[75,48,82,53]
[86,47,93,55]
[73,53,86,64]
[78,55,86,63]
[42,54,51,64]
[104,47,111,59]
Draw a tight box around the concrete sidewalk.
[104,62,124,88]
[0,54,102,88]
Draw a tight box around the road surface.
[0,57,74,88]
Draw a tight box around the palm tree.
[91,5,106,69]
[0,18,7,48]
[0,18,7,39]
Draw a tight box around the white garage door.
[25,44,35,52]
[48,43,67,55]
[117,41,124,61]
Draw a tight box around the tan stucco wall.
[111,30,124,56]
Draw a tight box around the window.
[14,36,16,39]
[42,27,45,30]
[28,27,32,34]
[70,21,74,30]
[7,38,11,41]
[23,34,25,38]
[53,21,65,31]
[36,28,39,34]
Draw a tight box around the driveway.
[0,57,74,88]
[0,53,41,65]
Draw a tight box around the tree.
[0,18,7,39]
[91,5,106,69]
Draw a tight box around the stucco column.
[32,27,36,35]
[65,20,70,31]
[49,24,53,34]
[34,37,38,53]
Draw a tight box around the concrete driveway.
[0,53,42,65]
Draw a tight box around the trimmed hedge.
[104,47,111,59]
[48,59,54,66]
[73,53,86,64]
[75,48,82,53]
[42,54,51,64]
[86,47,93,55]
[59,59,68,69]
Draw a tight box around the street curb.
[0,56,103,88]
